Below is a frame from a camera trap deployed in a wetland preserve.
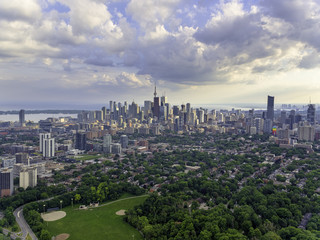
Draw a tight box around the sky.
[0,0,320,109]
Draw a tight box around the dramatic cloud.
[1,0,320,108]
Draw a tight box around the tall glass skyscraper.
[267,95,274,121]
[19,109,25,126]
[307,104,316,125]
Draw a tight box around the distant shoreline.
[0,110,83,115]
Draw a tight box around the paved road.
[13,196,56,240]
[14,205,38,240]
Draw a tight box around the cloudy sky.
[1,0,320,109]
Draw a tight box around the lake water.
[0,113,78,122]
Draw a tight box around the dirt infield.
[55,233,70,240]
[42,211,66,221]
[115,209,126,216]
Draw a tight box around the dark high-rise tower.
[307,104,316,125]
[0,169,13,197]
[19,109,25,126]
[153,85,160,119]
[267,96,274,121]
[75,132,87,150]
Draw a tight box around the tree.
[261,231,281,240]
[198,230,212,240]
[40,192,49,199]
[74,193,81,202]
[4,207,15,226]
[96,182,108,202]
[39,229,51,240]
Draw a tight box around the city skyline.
[1,0,320,108]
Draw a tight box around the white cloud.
[126,0,181,31]
[0,0,42,22]
[1,0,320,106]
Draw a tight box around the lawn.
[46,195,148,240]
[71,154,102,161]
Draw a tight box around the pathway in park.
[12,197,55,240]
[14,205,38,240]
[91,194,148,209]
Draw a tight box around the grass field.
[46,195,148,240]
[71,154,102,161]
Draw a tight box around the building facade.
[19,166,37,189]
[0,169,13,197]
[267,95,274,121]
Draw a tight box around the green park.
[45,195,148,240]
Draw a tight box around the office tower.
[307,104,316,125]
[103,134,112,153]
[178,112,185,128]
[124,101,128,114]
[95,110,103,121]
[118,102,122,116]
[0,169,13,197]
[109,101,113,113]
[16,153,29,165]
[190,112,196,126]
[139,111,144,122]
[278,129,289,139]
[298,125,315,141]
[197,109,205,123]
[267,95,274,121]
[249,109,254,118]
[174,117,179,132]
[254,118,264,134]
[144,101,152,117]
[186,103,191,113]
[250,126,257,135]
[263,119,273,133]
[39,120,53,131]
[113,101,118,120]
[181,104,186,112]
[211,109,216,119]
[78,111,88,122]
[102,107,106,121]
[130,101,139,118]
[19,166,37,190]
[160,105,167,120]
[39,133,51,152]
[218,112,224,123]
[288,110,296,129]
[153,86,160,119]
[43,138,55,157]
[75,132,87,150]
[160,96,167,106]
[121,105,127,119]
[19,109,25,126]
[173,105,179,116]
[120,135,129,149]
[165,103,171,118]
[89,111,96,122]
[295,114,302,124]
[280,111,287,125]
[111,143,122,154]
